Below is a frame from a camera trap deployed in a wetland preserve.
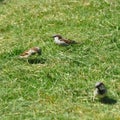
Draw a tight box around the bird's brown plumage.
[20,47,41,58]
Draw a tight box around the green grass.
[0,0,120,119]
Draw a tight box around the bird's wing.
[60,38,76,44]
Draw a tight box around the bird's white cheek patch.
[54,37,65,44]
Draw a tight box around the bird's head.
[95,82,106,90]
[37,48,42,55]
[52,34,62,39]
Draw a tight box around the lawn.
[0,0,120,119]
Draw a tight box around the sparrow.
[19,47,41,59]
[93,82,107,100]
[52,34,77,46]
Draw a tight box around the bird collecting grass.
[93,82,107,101]
[52,34,78,46]
[19,47,41,59]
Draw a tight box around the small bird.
[19,47,41,59]
[52,34,77,46]
[93,82,107,100]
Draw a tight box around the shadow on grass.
[28,58,46,64]
[99,96,117,105]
